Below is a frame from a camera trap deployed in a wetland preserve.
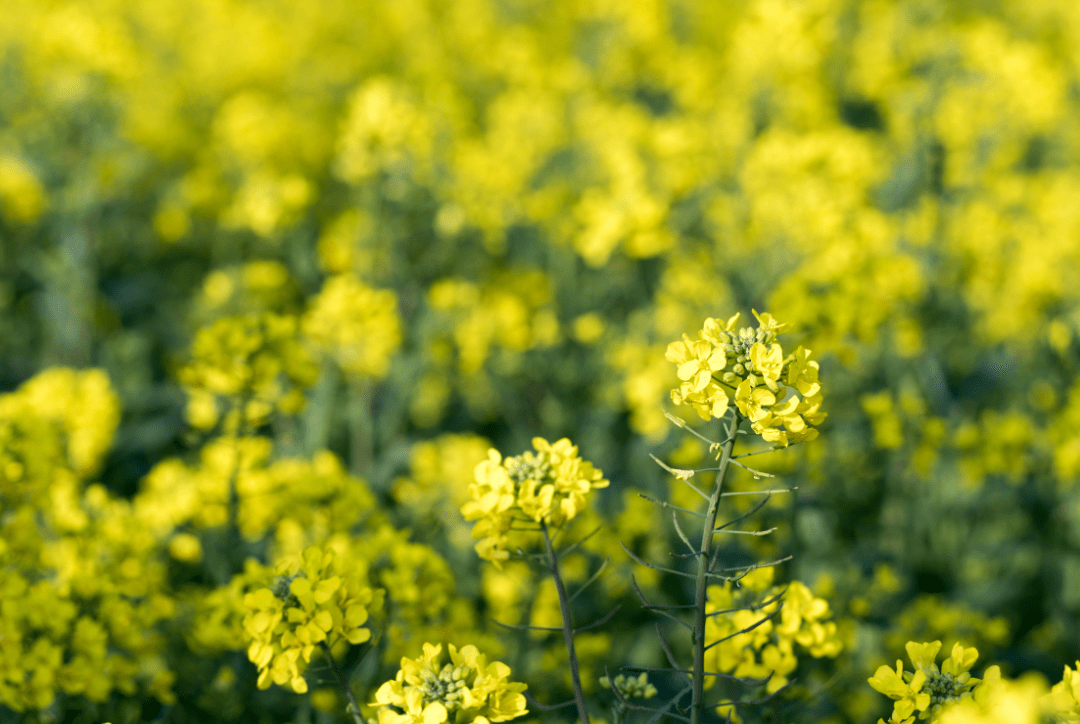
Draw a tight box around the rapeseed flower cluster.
[0,370,175,711]
[935,673,1047,724]
[427,272,561,378]
[180,313,317,431]
[704,567,842,696]
[370,642,528,724]
[1047,662,1080,721]
[138,440,378,541]
[242,545,383,693]
[0,368,119,512]
[303,273,402,378]
[869,641,990,723]
[10,0,1080,720]
[460,438,608,567]
[666,312,825,446]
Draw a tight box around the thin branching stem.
[568,558,610,604]
[487,618,563,633]
[637,493,706,518]
[691,410,741,724]
[523,691,578,711]
[541,522,591,724]
[574,605,621,634]
[732,447,783,459]
[319,642,364,724]
[715,527,777,536]
[672,511,699,556]
[655,623,692,685]
[720,488,797,497]
[558,526,604,560]
[730,459,775,478]
[621,542,701,579]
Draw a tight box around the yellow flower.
[704,576,841,697]
[667,313,826,444]
[748,342,784,389]
[700,313,743,346]
[242,545,382,694]
[735,378,777,424]
[302,274,402,379]
[667,335,726,394]
[461,439,607,566]
[786,346,822,398]
[371,643,527,724]
[666,334,730,420]
[180,313,318,431]
[869,641,991,722]
[1045,661,1080,720]
[906,641,943,670]
[869,661,929,720]
[751,310,791,336]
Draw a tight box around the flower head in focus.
[666,311,826,446]
[460,438,608,567]
[370,642,527,724]
[868,640,991,722]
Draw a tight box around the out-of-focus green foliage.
[4,0,1080,722]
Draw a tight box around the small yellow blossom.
[180,313,318,431]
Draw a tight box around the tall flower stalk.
[690,410,740,724]
[461,437,610,722]
[540,522,592,724]
[618,311,828,724]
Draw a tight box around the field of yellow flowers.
[4,0,1080,722]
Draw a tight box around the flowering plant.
[666,311,825,446]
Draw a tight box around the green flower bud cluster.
[600,672,658,700]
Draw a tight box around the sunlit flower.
[371,643,527,724]
[667,312,826,446]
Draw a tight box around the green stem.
[320,642,365,724]
[304,358,339,456]
[216,402,251,586]
[690,411,741,724]
[348,378,372,478]
[541,522,591,724]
